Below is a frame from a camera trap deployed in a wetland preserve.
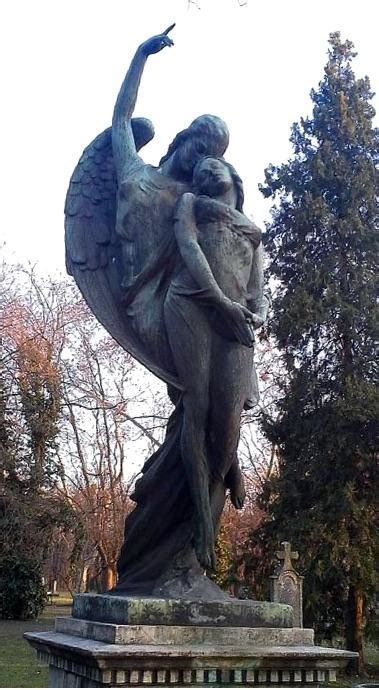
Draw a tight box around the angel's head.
[193,157,244,212]
[159,115,229,182]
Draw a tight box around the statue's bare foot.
[228,465,246,510]
[194,523,217,571]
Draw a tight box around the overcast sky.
[1,0,378,274]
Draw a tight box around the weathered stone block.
[25,611,358,687]
[55,616,314,646]
[72,593,294,629]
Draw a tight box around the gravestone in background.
[270,541,304,628]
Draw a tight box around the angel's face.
[175,117,229,180]
[175,137,209,178]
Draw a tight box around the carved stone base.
[71,593,294,629]
[54,616,314,646]
[25,630,356,687]
[24,596,358,687]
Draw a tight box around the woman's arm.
[174,194,228,307]
[112,26,174,181]
[174,193,255,348]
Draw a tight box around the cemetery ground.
[0,597,71,688]
[0,597,378,688]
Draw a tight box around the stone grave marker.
[270,541,304,627]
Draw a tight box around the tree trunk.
[102,564,116,592]
[345,584,365,675]
[96,542,117,592]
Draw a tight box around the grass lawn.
[0,598,378,688]
[0,601,71,688]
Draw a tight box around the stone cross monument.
[270,541,304,628]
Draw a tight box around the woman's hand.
[220,300,255,348]
[140,25,175,57]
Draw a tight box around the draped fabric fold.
[114,403,200,595]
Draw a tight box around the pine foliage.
[256,33,378,653]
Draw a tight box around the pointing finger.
[163,23,176,35]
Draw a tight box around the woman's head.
[193,157,244,212]
[159,115,229,181]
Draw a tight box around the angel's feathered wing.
[64,120,180,389]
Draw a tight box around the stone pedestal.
[25,594,357,687]
[72,594,294,629]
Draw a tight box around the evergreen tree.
[255,33,378,672]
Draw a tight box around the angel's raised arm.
[112,26,175,181]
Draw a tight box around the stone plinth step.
[72,593,293,629]
[25,630,358,687]
[55,616,314,646]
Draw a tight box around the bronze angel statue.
[65,26,269,599]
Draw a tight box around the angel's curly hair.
[159,115,229,167]
[193,157,245,213]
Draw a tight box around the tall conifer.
[257,33,378,670]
